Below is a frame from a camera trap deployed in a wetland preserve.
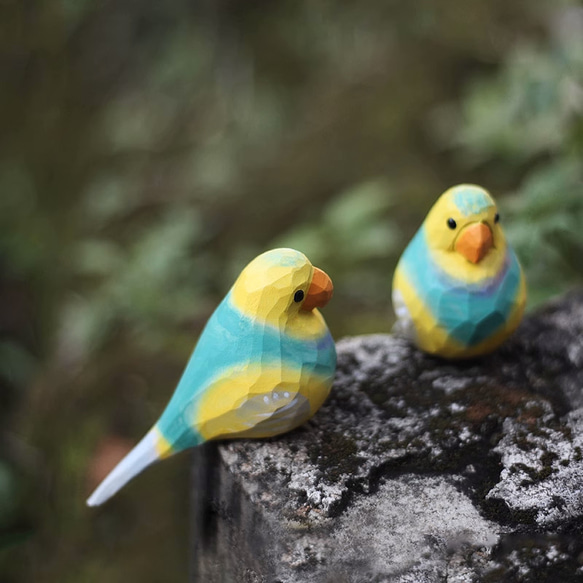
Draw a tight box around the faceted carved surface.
[87,248,336,506]
[392,184,526,359]
[191,291,583,582]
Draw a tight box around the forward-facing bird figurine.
[87,248,336,506]
[392,184,526,359]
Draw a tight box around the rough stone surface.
[191,290,583,582]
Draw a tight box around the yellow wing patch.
[196,364,331,440]
[393,266,463,356]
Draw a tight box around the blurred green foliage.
[275,179,401,332]
[436,5,583,304]
[0,0,581,582]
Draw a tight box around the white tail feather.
[86,429,160,507]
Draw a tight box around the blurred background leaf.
[1,0,581,581]
[433,4,583,305]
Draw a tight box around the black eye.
[447,218,457,229]
[294,290,305,303]
[494,212,500,223]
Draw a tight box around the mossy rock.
[191,290,583,582]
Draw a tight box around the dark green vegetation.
[1,1,582,581]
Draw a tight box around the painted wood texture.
[87,248,336,506]
[392,184,526,359]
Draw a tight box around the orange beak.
[301,267,334,311]
[455,222,493,264]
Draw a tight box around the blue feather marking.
[401,227,521,347]
[261,249,306,268]
[156,292,336,450]
[453,186,494,217]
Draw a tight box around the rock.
[190,291,583,582]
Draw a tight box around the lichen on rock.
[191,290,583,582]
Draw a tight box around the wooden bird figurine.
[87,248,336,506]
[392,184,526,359]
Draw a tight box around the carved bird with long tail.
[87,248,336,506]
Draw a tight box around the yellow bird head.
[423,184,507,282]
[230,248,333,337]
